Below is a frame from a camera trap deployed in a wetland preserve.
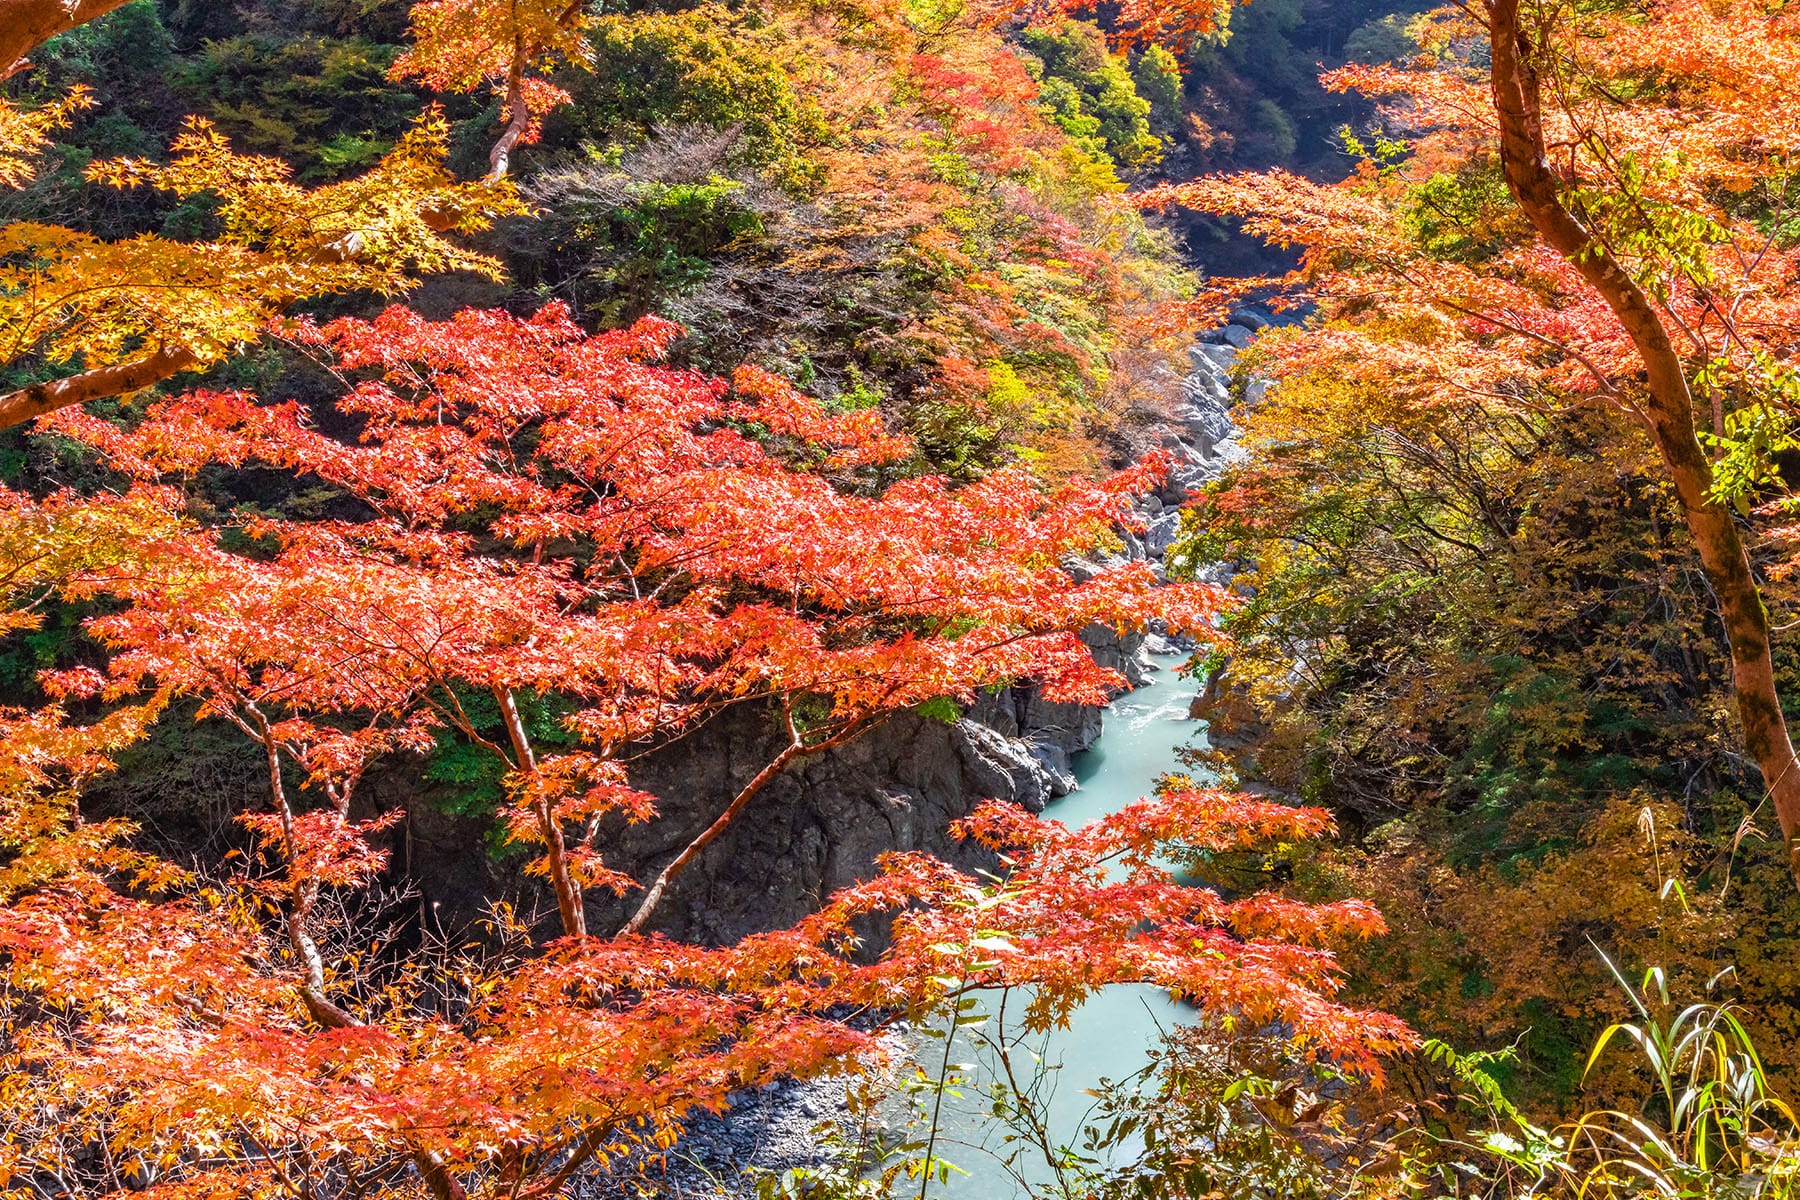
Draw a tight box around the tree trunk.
[1488,0,1800,880]
[250,710,468,1200]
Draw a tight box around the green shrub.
[1022,20,1162,170]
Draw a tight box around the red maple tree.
[0,304,1412,1198]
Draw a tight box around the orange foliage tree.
[753,0,1195,471]
[970,0,1235,49]
[0,304,1413,1199]
[389,0,590,178]
[1145,0,1800,882]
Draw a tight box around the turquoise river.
[906,654,1206,1198]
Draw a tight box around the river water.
[901,656,1205,1199]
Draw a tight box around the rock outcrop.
[582,617,1163,944]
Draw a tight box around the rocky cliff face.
[605,704,1072,943]
[404,624,1161,945]
[390,637,1131,943]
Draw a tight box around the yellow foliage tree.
[0,0,562,429]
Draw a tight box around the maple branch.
[241,704,471,1200]
[512,1127,613,1200]
[242,703,363,1033]
[617,704,886,936]
[311,202,464,262]
[1489,0,1800,880]
[426,683,516,765]
[0,345,199,432]
[493,683,587,938]
[0,196,468,432]
[1428,293,1628,409]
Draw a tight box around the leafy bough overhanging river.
[898,653,1206,1199]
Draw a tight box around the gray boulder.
[1194,343,1239,372]
[1145,509,1182,557]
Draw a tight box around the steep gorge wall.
[398,626,1161,944]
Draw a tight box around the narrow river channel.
[905,654,1206,1199]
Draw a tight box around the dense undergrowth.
[1182,362,1800,1111]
